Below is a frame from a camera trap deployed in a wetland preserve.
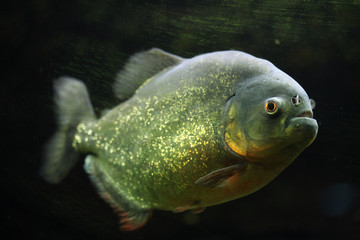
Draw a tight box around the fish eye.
[265,100,278,114]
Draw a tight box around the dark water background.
[3,0,360,239]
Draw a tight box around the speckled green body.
[72,50,314,213]
[43,49,318,230]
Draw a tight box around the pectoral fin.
[195,163,246,188]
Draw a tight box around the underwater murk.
[42,48,318,230]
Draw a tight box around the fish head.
[223,71,318,165]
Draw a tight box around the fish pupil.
[267,101,276,112]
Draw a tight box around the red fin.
[97,186,152,231]
[117,209,152,231]
[84,156,152,231]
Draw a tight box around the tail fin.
[41,77,95,184]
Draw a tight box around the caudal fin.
[41,77,95,184]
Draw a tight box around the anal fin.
[84,155,152,231]
[117,207,152,231]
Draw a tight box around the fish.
[41,48,318,231]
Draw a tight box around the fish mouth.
[296,111,313,118]
[284,110,318,148]
[285,110,318,137]
[285,110,317,131]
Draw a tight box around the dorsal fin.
[113,48,183,100]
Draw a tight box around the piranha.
[42,48,318,231]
